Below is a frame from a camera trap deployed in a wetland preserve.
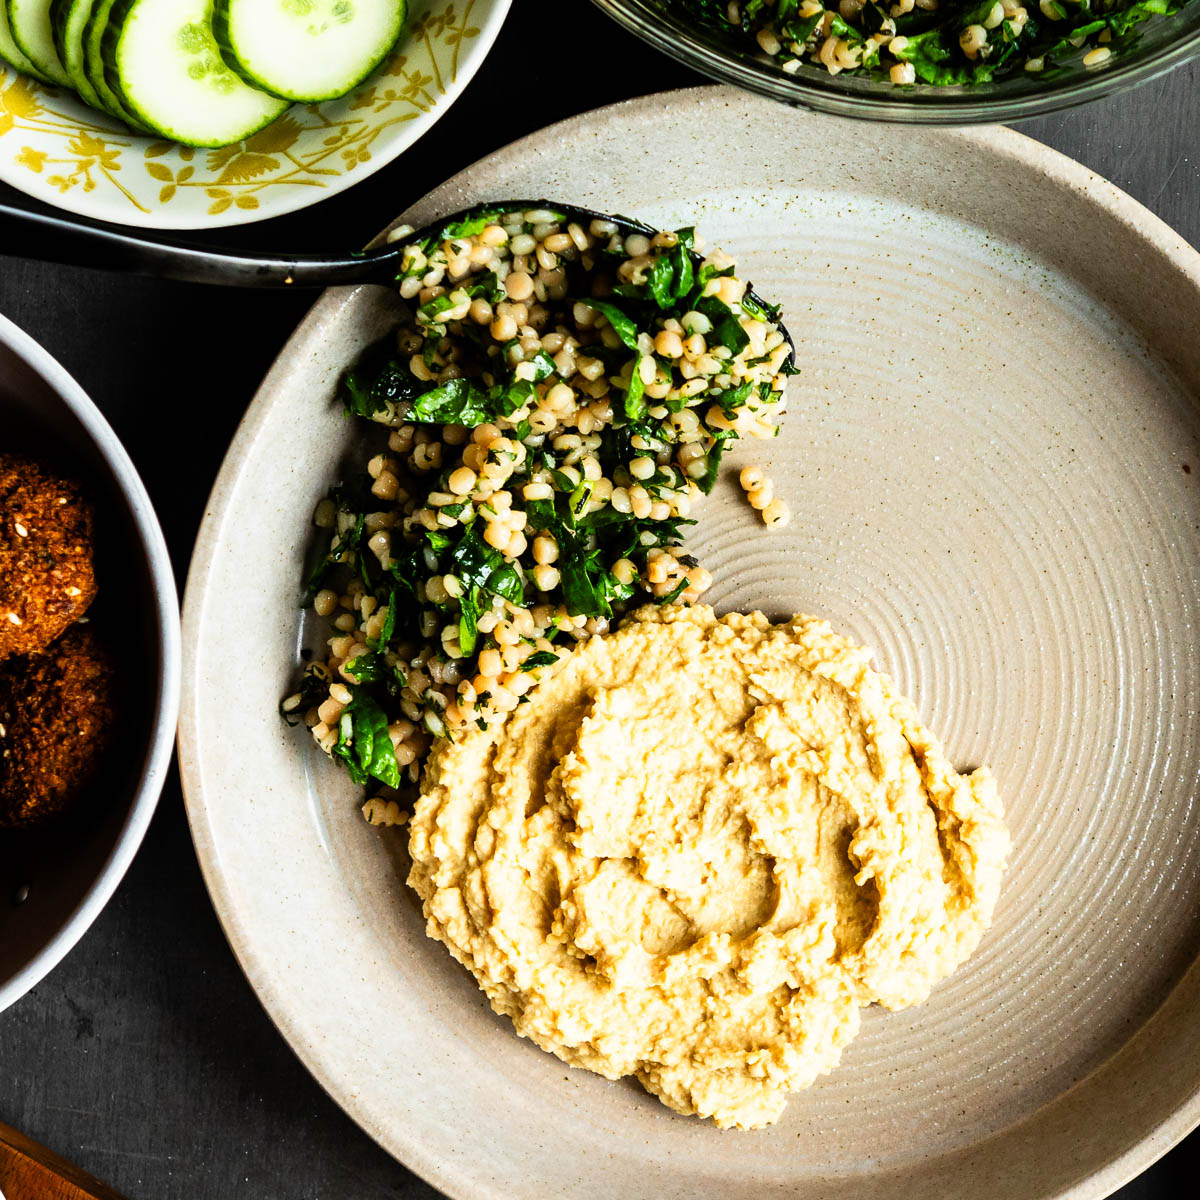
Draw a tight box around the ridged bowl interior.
[180,87,1200,1200]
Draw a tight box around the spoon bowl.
[0,200,795,364]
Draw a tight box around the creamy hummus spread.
[408,605,1010,1129]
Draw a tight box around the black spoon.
[0,198,794,359]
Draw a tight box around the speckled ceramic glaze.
[179,88,1200,1200]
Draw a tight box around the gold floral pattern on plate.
[0,0,507,229]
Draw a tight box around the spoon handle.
[0,203,392,288]
[0,1119,128,1199]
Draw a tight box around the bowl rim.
[588,0,1200,124]
[0,312,181,1015]
[177,86,1200,1199]
[0,0,514,231]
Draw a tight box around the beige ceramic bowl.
[180,88,1200,1199]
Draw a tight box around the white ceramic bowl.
[0,312,180,1013]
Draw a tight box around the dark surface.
[1,3,1198,1197]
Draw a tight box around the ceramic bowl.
[180,87,1200,1199]
[0,0,510,229]
[0,312,179,1014]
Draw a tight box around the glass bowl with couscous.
[590,0,1200,122]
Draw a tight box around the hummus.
[408,605,1010,1129]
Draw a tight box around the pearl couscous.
[705,0,1185,84]
[282,204,795,805]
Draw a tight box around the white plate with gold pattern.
[180,89,1200,1199]
[0,0,509,229]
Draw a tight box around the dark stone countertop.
[1,2,1197,1195]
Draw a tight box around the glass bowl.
[590,0,1200,122]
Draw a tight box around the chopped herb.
[688,0,1190,83]
[655,577,691,605]
[623,357,648,420]
[521,651,560,671]
[279,669,328,726]
[696,296,750,355]
[584,300,640,350]
[333,689,401,788]
[410,378,492,426]
[525,350,558,381]
[341,349,424,420]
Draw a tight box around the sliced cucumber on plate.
[7,0,72,85]
[50,0,103,109]
[212,0,407,103]
[101,0,289,146]
[0,0,51,80]
[1,0,410,150]
[81,0,149,128]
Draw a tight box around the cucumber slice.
[7,0,72,85]
[0,0,51,79]
[102,0,288,147]
[82,0,150,130]
[212,0,407,103]
[49,0,68,58]
[50,0,103,109]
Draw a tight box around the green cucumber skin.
[7,0,72,85]
[101,0,285,149]
[97,0,134,120]
[0,47,51,82]
[209,0,280,98]
[83,0,149,130]
[51,0,105,110]
[99,0,177,139]
[49,0,67,59]
[4,0,409,147]
[210,0,409,104]
[80,0,127,116]
[0,0,52,80]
